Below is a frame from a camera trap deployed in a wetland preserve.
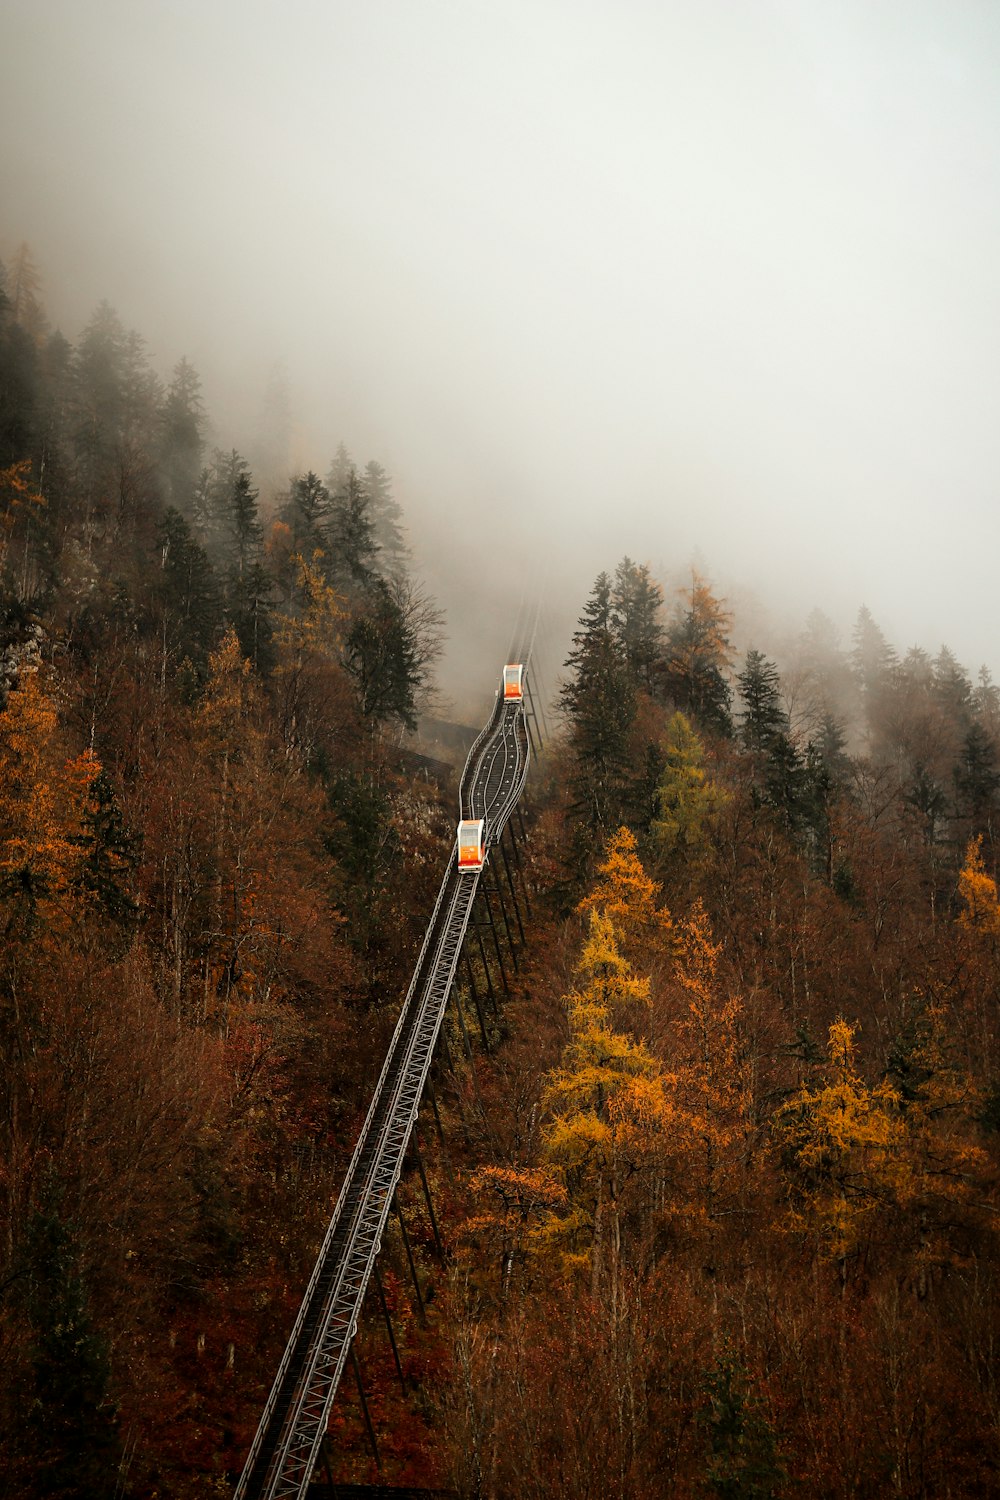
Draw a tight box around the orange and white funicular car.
[502,663,524,700]
[457,818,486,872]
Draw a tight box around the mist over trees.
[0,250,452,1494]
[429,564,1000,1497]
[4,247,1000,1498]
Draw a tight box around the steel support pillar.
[524,679,543,751]
[488,859,519,969]
[508,814,533,919]
[479,885,510,995]
[474,924,500,1013]
[373,1260,406,1393]
[412,1133,444,1260]
[350,1343,382,1473]
[461,950,490,1048]
[393,1190,426,1324]
[499,836,527,945]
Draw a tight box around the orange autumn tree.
[0,670,101,939]
[664,901,752,1239]
[956,835,1000,1075]
[464,1165,568,1295]
[0,461,46,593]
[958,835,1000,935]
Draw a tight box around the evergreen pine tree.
[611,555,664,692]
[560,572,636,836]
[699,1350,786,1499]
[933,644,973,730]
[344,576,420,729]
[764,732,808,834]
[324,441,354,496]
[0,255,41,466]
[75,770,139,936]
[662,572,732,735]
[158,358,205,516]
[904,762,948,845]
[69,301,129,517]
[361,460,408,578]
[736,649,787,753]
[279,470,332,563]
[850,605,896,698]
[955,721,1000,841]
[157,507,223,682]
[329,467,379,589]
[24,1199,121,1498]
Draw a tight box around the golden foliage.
[578,826,671,949]
[775,1019,907,1259]
[0,460,45,572]
[276,552,346,662]
[958,835,1000,936]
[0,670,100,929]
[464,1165,568,1250]
[574,908,651,1015]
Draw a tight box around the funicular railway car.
[457,818,486,871]
[503,663,524,700]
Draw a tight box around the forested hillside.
[445,562,1000,1497]
[3,247,1000,1499]
[0,249,455,1496]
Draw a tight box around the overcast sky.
[4,0,1000,710]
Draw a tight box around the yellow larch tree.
[0,461,46,590]
[577,826,675,1050]
[651,710,728,874]
[577,825,673,957]
[273,552,351,752]
[539,909,665,1305]
[775,1019,908,1262]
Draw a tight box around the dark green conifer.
[344,577,420,729]
[850,605,896,697]
[611,555,664,692]
[158,358,205,519]
[75,770,139,936]
[560,571,636,835]
[157,507,223,680]
[955,721,1000,839]
[24,1199,121,1498]
[699,1350,785,1500]
[662,574,732,736]
[329,468,379,590]
[736,649,787,753]
[362,460,408,578]
[280,470,332,562]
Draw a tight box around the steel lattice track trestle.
[235,688,531,1500]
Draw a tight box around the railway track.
[235,663,533,1500]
